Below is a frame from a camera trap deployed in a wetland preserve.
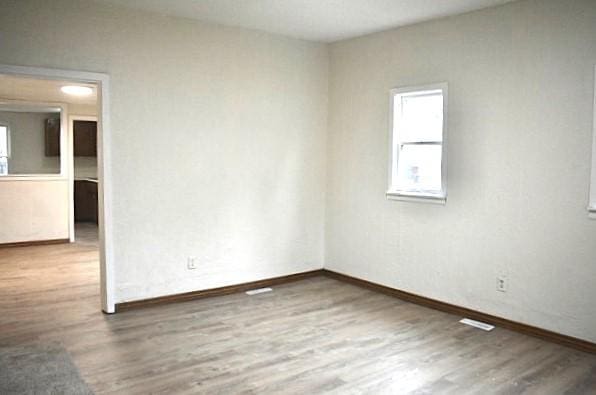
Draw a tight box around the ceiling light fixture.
[61,85,93,96]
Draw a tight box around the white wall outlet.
[496,275,507,292]
[187,256,197,270]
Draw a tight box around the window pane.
[0,126,7,157]
[396,144,442,192]
[397,92,443,143]
[0,157,7,175]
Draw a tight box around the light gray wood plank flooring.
[1,225,595,394]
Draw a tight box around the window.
[0,124,8,176]
[589,66,596,219]
[387,83,447,203]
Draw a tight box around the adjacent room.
[0,0,595,393]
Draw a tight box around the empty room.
[0,0,595,393]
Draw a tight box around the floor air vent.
[245,287,273,295]
[460,318,495,331]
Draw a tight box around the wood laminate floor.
[0,226,595,394]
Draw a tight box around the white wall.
[327,0,596,342]
[0,0,328,302]
[1,111,60,174]
[3,0,593,343]
[0,180,69,243]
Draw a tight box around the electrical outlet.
[187,256,197,270]
[496,275,507,292]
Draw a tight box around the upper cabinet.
[44,119,97,158]
[73,120,97,157]
[44,117,61,157]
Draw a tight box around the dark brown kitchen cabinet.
[45,119,97,157]
[74,180,98,223]
[45,118,61,156]
[74,120,97,157]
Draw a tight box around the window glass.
[395,144,442,192]
[388,84,447,201]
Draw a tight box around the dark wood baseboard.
[0,238,69,249]
[113,266,595,354]
[115,269,325,312]
[322,269,596,354]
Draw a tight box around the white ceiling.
[0,75,98,106]
[96,0,515,42]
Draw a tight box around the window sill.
[0,175,66,182]
[386,191,446,205]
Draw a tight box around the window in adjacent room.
[387,83,448,203]
[0,124,9,176]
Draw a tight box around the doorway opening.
[71,115,99,245]
[0,64,114,313]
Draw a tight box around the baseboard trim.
[115,269,324,312]
[0,238,69,248]
[112,267,595,353]
[322,269,596,354]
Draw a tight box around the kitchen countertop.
[75,177,98,183]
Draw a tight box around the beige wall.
[0,110,66,245]
[326,0,596,342]
[0,0,328,302]
[0,180,69,243]
[74,156,97,178]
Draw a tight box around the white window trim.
[0,121,10,155]
[0,121,8,176]
[589,66,596,219]
[387,82,448,205]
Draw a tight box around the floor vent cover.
[245,287,273,296]
[460,318,495,331]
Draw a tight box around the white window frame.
[0,122,10,175]
[387,82,448,204]
[589,66,596,219]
